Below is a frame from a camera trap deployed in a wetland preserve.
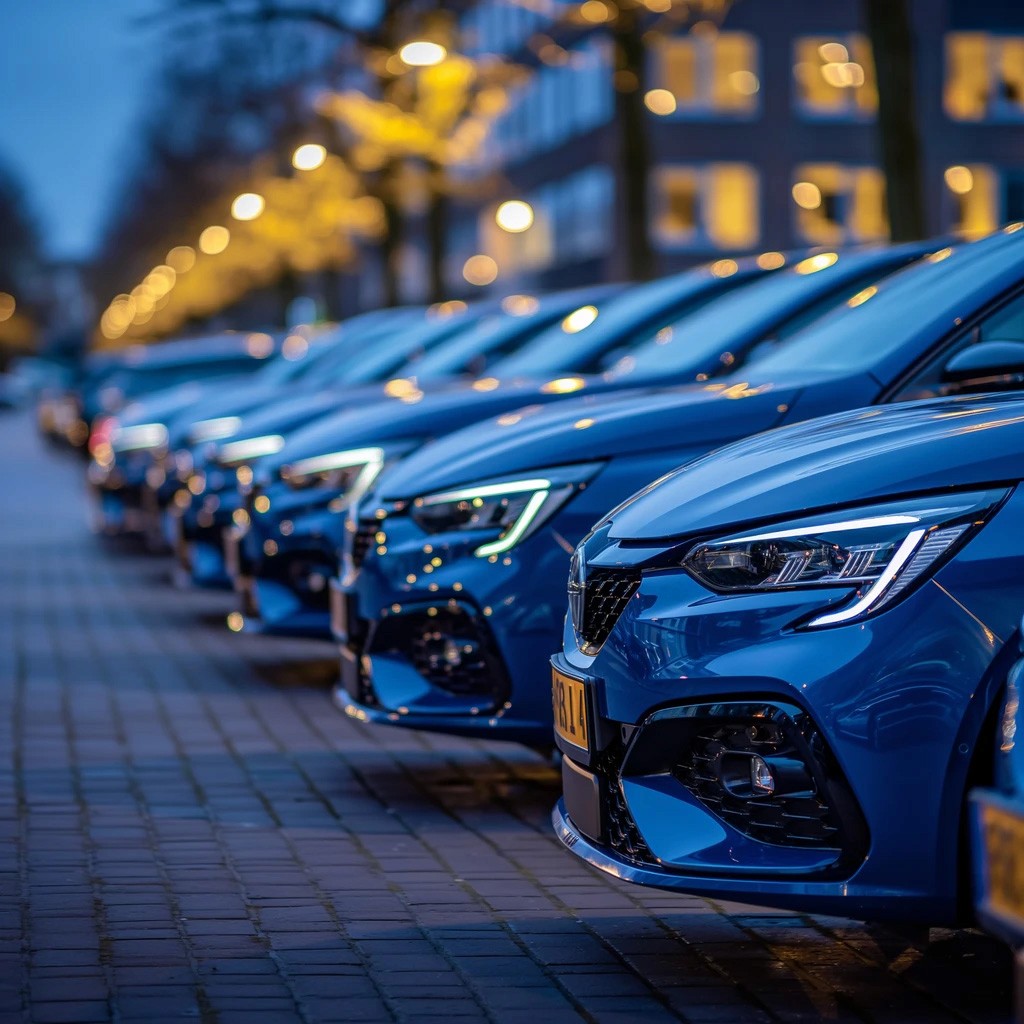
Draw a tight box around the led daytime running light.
[111,422,168,452]
[475,490,551,557]
[808,528,925,627]
[282,447,386,501]
[284,447,384,479]
[420,478,552,505]
[218,434,285,465]
[190,416,242,443]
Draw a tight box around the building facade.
[416,0,1024,300]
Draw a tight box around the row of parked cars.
[50,226,1024,943]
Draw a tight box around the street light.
[231,192,265,221]
[399,40,447,67]
[644,89,677,116]
[495,200,534,233]
[199,225,230,255]
[292,143,327,171]
[945,165,974,195]
[166,246,196,273]
[463,254,498,286]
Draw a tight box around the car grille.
[576,568,640,654]
[593,746,655,866]
[674,718,842,850]
[351,519,378,571]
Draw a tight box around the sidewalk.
[0,408,1012,1024]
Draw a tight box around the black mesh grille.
[674,719,842,850]
[578,569,640,654]
[259,547,335,608]
[409,615,493,696]
[351,519,377,571]
[594,747,655,866]
[369,605,510,706]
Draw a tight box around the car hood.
[376,378,802,499]
[118,376,255,430]
[163,379,295,445]
[201,382,395,451]
[257,374,644,474]
[605,392,1024,541]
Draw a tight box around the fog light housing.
[750,755,775,794]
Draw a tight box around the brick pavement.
[0,407,1015,1024]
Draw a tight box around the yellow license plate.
[552,668,590,752]
[982,802,1024,927]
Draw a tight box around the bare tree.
[862,0,926,241]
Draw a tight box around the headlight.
[111,422,168,453]
[280,447,385,499]
[189,416,242,445]
[411,462,603,558]
[682,489,1006,627]
[216,434,285,467]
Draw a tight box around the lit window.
[945,34,1024,120]
[944,164,998,237]
[654,32,760,116]
[793,35,877,117]
[654,164,760,249]
[458,37,612,172]
[791,164,887,244]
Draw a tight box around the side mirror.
[942,339,1024,382]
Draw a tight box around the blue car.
[240,246,920,637]
[334,226,1024,751]
[553,392,1024,924]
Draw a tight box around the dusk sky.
[0,0,163,261]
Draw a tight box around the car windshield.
[252,333,337,387]
[405,288,617,380]
[251,315,415,387]
[328,310,485,384]
[605,248,929,382]
[745,231,1024,376]
[487,265,761,378]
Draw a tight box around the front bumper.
[552,799,939,919]
[230,489,345,638]
[552,553,1012,923]
[330,512,576,748]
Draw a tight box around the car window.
[490,270,759,378]
[745,233,1024,377]
[891,285,1024,401]
[609,258,918,381]
[335,315,476,383]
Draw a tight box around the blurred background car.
[332,225,1024,750]
[44,331,292,458]
[84,306,425,536]
[166,284,623,586]
[551,391,1024,924]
